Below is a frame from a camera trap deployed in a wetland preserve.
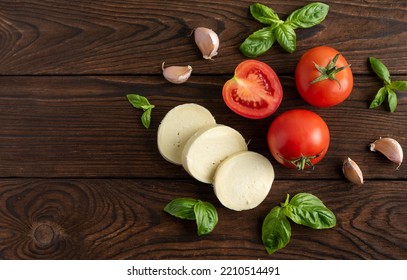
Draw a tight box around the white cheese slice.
[213,151,274,211]
[157,103,216,165]
[182,124,248,184]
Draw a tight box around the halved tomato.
[222,60,283,119]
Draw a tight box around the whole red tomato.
[267,109,330,170]
[223,60,283,119]
[295,46,353,107]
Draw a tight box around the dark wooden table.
[0,0,406,260]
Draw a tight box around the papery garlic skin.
[162,62,192,84]
[342,157,364,185]
[194,27,219,60]
[370,137,403,169]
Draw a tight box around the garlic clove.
[342,157,364,185]
[162,62,192,84]
[370,137,403,169]
[194,27,219,60]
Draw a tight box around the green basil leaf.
[164,198,197,220]
[141,108,152,129]
[262,206,291,255]
[194,200,218,236]
[389,80,407,91]
[141,104,154,111]
[240,26,276,57]
[369,57,391,85]
[127,94,155,129]
[284,193,336,229]
[127,94,151,109]
[369,86,387,109]
[286,2,329,29]
[275,23,296,53]
[387,88,398,112]
[249,3,282,25]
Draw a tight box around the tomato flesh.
[267,109,330,170]
[223,60,283,119]
[295,46,353,107]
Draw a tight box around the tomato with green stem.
[222,60,283,119]
[295,46,353,107]
[267,109,330,170]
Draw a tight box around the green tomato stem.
[310,53,351,89]
[278,154,319,171]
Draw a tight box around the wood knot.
[32,223,55,247]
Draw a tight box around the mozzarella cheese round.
[157,103,216,165]
[213,151,274,211]
[182,124,247,184]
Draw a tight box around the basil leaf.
[141,108,152,129]
[262,206,291,255]
[194,200,218,236]
[387,88,398,112]
[284,193,336,229]
[275,23,296,53]
[164,199,218,236]
[249,3,282,25]
[369,57,391,85]
[164,198,197,220]
[389,80,407,91]
[241,2,329,56]
[141,104,153,110]
[127,94,151,109]
[127,94,155,129]
[286,2,329,29]
[369,86,387,109]
[240,26,276,57]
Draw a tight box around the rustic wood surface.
[0,0,406,259]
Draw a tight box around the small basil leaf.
[164,198,197,220]
[369,57,391,85]
[387,88,398,112]
[275,23,296,53]
[286,2,329,29]
[389,81,407,91]
[240,26,276,57]
[141,108,152,129]
[262,206,291,255]
[141,104,154,111]
[369,86,387,109]
[249,3,281,25]
[127,94,151,109]
[127,94,155,129]
[194,200,218,236]
[284,193,336,229]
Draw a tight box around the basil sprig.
[369,57,407,112]
[262,193,336,254]
[164,198,218,236]
[241,2,329,56]
[127,94,155,128]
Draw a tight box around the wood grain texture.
[0,179,405,259]
[0,0,406,260]
[0,75,406,179]
[0,0,405,75]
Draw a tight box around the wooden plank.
[0,0,405,75]
[0,75,406,179]
[0,179,405,259]
[0,0,405,263]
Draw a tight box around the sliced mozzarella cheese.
[213,151,274,211]
[157,103,216,165]
[182,124,247,184]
